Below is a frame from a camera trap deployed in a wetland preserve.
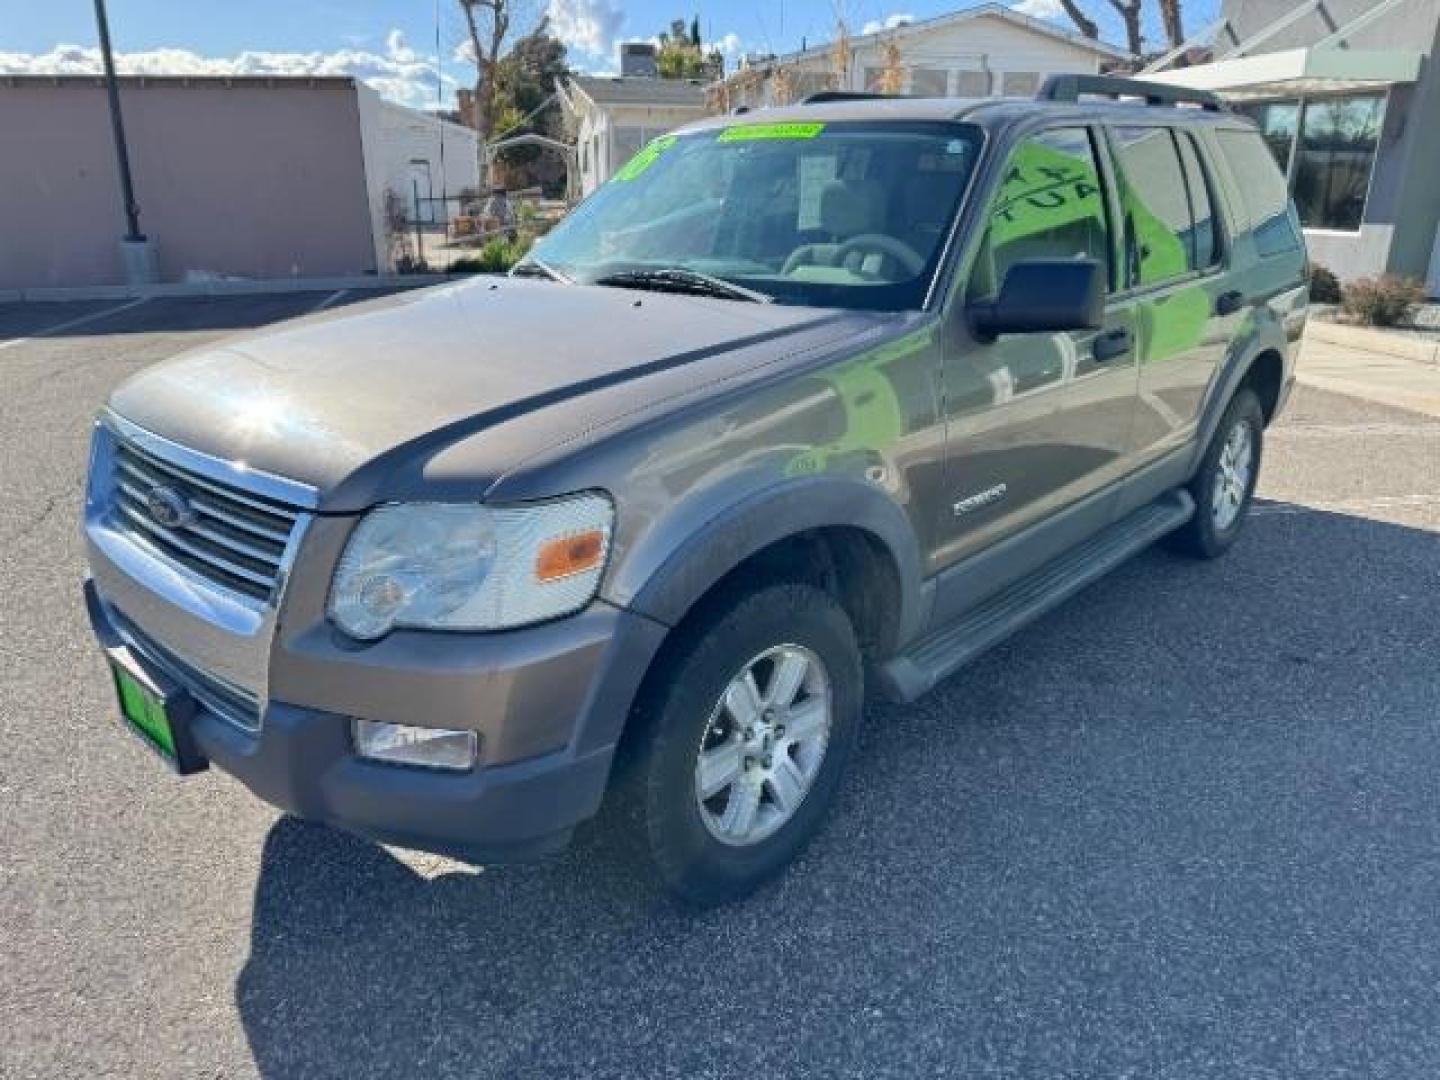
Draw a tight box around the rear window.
[1216,129,1301,257]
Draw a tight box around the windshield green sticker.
[613,134,678,181]
[718,122,826,143]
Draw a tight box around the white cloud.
[714,32,745,61]
[0,30,450,110]
[1011,0,1066,19]
[860,13,915,36]
[545,0,625,61]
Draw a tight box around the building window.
[794,72,834,100]
[1292,93,1385,232]
[911,68,947,96]
[1236,99,1299,171]
[1001,71,1039,97]
[955,69,990,97]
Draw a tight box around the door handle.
[1216,289,1246,316]
[1091,328,1133,363]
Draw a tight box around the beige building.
[712,4,1130,112]
[0,75,479,290]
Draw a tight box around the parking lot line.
[0,297,150,351]
[308,289,349,313]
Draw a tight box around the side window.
[1216,128,1301,258]
[1111,126,1193,288]
[968,127,1110,302]
[1176,132,1221,271]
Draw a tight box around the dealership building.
[1142,0,1440,295]
[0,75,478,290]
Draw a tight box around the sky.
[0,0,1219,110]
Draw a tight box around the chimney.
[620,41,659,77]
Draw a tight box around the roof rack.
[799,90,906,105]
[1037,74,1226,112]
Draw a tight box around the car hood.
[108,278,858,510]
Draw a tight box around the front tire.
[1165,386,1264,559]
[637,582,862,906]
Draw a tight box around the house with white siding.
[558,75,708,198]
[711,4,1131,112]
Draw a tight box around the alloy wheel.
[693,644,833,847]
[1211,418,1254,530]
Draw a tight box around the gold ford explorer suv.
[84,77,1307,905]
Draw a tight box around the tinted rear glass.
[1216,129,1301,257]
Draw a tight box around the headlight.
[328,494,613,640]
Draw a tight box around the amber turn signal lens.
[535,529,606,582]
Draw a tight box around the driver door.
[931,125,1140,622]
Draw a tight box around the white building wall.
[356,83,481,270]
[575,107,611,198]
[573,100,706,197]
[735,12,1110,108]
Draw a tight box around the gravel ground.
[2,295,1438,1079]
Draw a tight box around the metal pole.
[93,0,143,240]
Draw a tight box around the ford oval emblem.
[145,485,195,529]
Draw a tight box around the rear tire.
[1164,386,1264,559]
[636,581,862,906]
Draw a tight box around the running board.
[879,490,1195,702]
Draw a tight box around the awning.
[1141,47,1424,100]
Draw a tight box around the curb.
[1305,320,1440,367]
[1,274,462,304]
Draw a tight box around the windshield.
[527,120,984,310]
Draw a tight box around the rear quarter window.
[1215,128,1301,257]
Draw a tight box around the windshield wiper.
[592,268,772,304]
[510,257,571,283]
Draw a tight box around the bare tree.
[458,0,517,141]
[1052,0,1151,60]
[877,37,904,94]
[771,66,796,106]
[1055,0,1100,39]
[1157,0,1185,52]
[831,20,851,88]
[1105,0,1144,59]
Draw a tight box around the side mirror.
[969,258,1105,342]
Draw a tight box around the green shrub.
[1307,262,1341,305]
[1340,273,1426,327]
[449,235,533,275]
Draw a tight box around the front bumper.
[85,577,666,862]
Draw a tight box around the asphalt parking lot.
[2,293,1438,1079]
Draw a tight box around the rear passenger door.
[932,125,1140,614]
[1107,125,1235,461]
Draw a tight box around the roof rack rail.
[1037,74,1226,112]
[800,90,905,105]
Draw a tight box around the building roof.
[0,74,360,89]
[1141,46,1425,98]
[725,3,1131,83]
[567,75,708,108]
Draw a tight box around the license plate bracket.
[109,649,208,775]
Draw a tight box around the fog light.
[352,720,478,771]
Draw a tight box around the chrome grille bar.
[109,435,304,604]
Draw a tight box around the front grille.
[111,437,300,603]
[112,607,263,733]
